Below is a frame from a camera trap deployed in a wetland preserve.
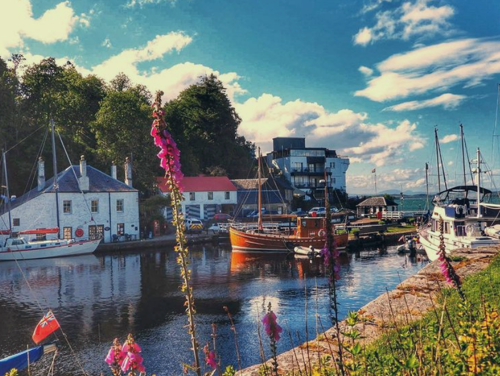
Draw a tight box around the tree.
[91,76,158,193]
[164,74,255,177]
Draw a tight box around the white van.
[184,218,204,233]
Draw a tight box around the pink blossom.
[262,311,283,341]
[203,344,217,369]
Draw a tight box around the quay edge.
[238,245,500,376]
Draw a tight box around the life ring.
[318,228,326,237]
[75,228,84,237]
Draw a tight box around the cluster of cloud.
[347,167,427,192]
[235,95,425,166]
[383,93,466,111]
[0,0,91,57]
[354,0,455,46]
[356,38,500,103]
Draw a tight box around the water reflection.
[0,244,426,375]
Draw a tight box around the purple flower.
[203,344,217,369]
[262,311,283,341]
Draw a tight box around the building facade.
[266,137,350,203]
[0,157,139,244]
[157,176,238,220]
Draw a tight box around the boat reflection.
[230,251,351,279]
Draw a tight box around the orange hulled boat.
[229,216,348,253]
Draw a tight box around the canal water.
[0,243,427,375]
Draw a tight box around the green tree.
[91,77,158,193]
[164,74,255,177]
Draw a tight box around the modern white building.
[0,156,139,244]
[266,137,350,202]
[156,176,238,220]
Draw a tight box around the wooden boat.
[229,147,348,253]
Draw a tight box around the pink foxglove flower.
[105,338,124,376]
[262,311,283,342]
[120,334,146,375]
[203,344,217,369]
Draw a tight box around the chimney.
[37,157,45,191]
[124,157,133,187]
[111,161,117,180]
[79,155,89,191]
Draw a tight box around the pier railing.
[382,210,427,219]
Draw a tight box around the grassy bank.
[307,254,500,375]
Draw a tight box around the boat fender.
[318,228,326,237]
[75,228,84,237]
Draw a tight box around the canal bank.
[239,245,500,375]
[95,227,417,253]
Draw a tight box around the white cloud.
[356,38,500,102]
[440,134,458,143]
[235,94,425,166]
[359,66,374,77]
[0,0,84,57]
[383,93,466,111]
[354,0,455,46]
[102,38,112,49]
[125,0,175,8]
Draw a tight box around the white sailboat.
[419,145,500,261]
[0,120,101,261]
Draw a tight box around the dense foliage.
[0,56,255,196]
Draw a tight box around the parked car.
[291,209,308,217]
[308,207,326,216]
[184,218,204,233]
[213,213,232,221]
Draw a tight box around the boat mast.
[434,128,441,192]
[257,147,263,231]
[460,124,467,188]
[425,162,429,210]
[476,148,481,218]
[1,149,12,232]
[50,120,61,238]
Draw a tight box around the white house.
[0,156,139,244]
[156,176,238,220]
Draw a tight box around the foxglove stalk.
[105,338,124,376]
[437,217,465,301]
[151,91,201,375]
[263,303,281,375]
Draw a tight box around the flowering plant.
[104,335,145,376]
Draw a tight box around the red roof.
[157,176,237,193]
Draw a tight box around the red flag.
[32,311,60,344]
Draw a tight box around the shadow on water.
[0,243,427,375]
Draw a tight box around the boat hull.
[0,239,102,261]
[229,227,348,253]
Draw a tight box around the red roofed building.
[156,176,238,220]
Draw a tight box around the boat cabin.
[296,217,328,238]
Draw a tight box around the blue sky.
[2,0,500,194]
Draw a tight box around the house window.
[117,223,125,235]
[63,200,72,214]
[116,199,124,212]
[91,199,99,213]
[333,178,336,184]
[293,162,303,171]
[89,225,104,240]
[13,218,20,226]
[189,192,195,201]
[208,192,213,200]
[63,227,72,239]
[330,162,336,169]
[225,191,230,200]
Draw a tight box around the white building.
[266,137,350,202]
[0,156,139,244]
[156,176,238,220]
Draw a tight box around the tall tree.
[91,76,158,193]
[164,74,255,177]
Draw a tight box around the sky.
[2,0,500,194]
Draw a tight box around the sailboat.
[418,128,500,261]
[0,120,101,261]
[229,149,348,253]
[0,343,57,375]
